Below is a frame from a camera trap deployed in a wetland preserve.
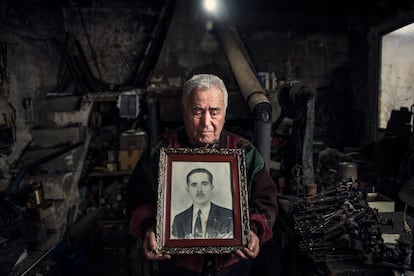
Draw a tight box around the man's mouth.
[200,130,212,135]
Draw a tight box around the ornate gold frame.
[156,147,250,254]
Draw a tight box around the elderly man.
[125,74,278,276]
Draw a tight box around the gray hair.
[182,74,228,109]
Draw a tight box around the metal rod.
[8,141,84,194]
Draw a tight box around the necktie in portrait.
[194,209,202,238]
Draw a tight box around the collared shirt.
[192,204,211,238]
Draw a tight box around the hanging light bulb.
[203,0,218,13]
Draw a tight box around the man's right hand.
[143,230,171,260]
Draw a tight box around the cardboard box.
[367,192,395,212]
[106,163,118,172]
[118,149,143,171]
[119,129,148,150]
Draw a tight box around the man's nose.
[200,111,212,127]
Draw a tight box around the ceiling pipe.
[213,6,273,169]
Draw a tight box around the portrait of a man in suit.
[171,167,234,239]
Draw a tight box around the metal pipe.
[19,244,57,276]
[253,103,272,169]
[214,10,272,168]
[8,141,84,194]
[147,96,159,144]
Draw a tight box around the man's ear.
[186,186,189,192]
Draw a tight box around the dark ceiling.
[2,0,412,13]
[1,0,413,27]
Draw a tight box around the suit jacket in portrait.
[171,203,233,239]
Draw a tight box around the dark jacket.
[172,203,233,239]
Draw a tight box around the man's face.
[186,172,214,206]
[182,87,226,146]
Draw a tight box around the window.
[379,23,414,129]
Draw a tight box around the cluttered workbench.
[277,182,413,276]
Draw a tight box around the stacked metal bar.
[291,184,411,272]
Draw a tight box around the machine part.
[253,102,272,168]
[0,125,13,155]
[305,183,317,197]
[277,81,314,119]
[272,81,314,135]
[22,97,34,123]
[214,6,272,168]
[147,97,159,144]
[291,164,303,195]
[302,97,315,187]
[274,81,315,193]
[7,141,84,195]
[338,162,358,181]
[0,95,16,154]
[19,244,57,276]
[29,182,44,206]
[399,175,414,208]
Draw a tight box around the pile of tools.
[292,184,412,272]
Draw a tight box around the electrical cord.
[403,203,411,234]
[0,24,54,42]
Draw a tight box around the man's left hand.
[234,230,260,259]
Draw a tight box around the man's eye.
[190,183,197,187]
[202,182,210,186]
[191,107,220,117]
[192,108,203,116]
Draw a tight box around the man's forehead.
[189,172,209,178]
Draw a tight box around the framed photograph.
[155,147,250,255]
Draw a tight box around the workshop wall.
[62,7,155,85]
[0,2,162,168]
[1,0,414,166]
[233,9,359,148]
[8,41,60,153]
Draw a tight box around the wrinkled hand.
[143,230,171,260]
[234,230,260,259]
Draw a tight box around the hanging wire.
[0,24,54,42]
[403,203,412,234]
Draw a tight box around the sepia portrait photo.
[170,162,234,240]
